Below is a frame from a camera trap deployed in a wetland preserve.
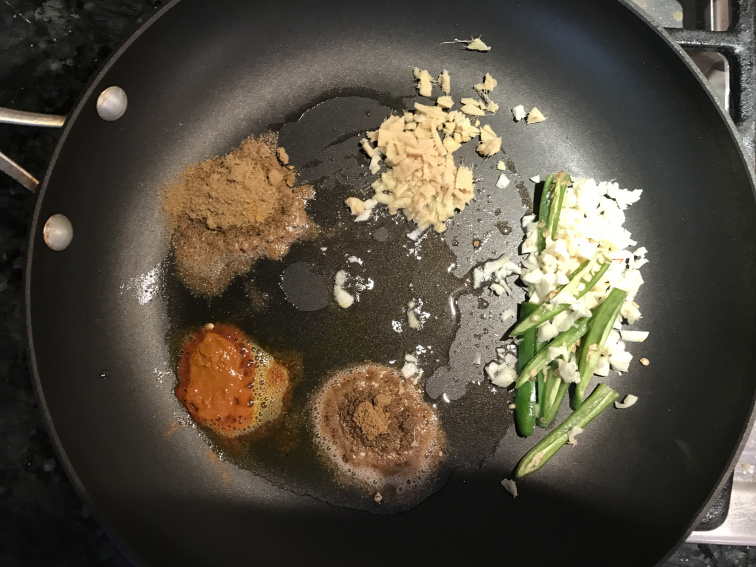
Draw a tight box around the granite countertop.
[0,1,754,566]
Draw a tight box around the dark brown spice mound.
[314,364,444,481]
[163,134,314,296]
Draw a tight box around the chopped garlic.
[621,301,641,324]
[407,310,420,329]
[615,394,638,409]
[344,197,366,216]
[407,300,423,330]
[406,227,425,241]
[466,37,492,52]
[512,105,527,121]
[620,330,649,342]
[485,100,499,113]
[344,197,377,222]
[438,70,451,94]
[517,177,648,393]
[355,200,376,222]
[557,359,579,383]
[401,360,419,378]
[333,271,354,308]
[485,360,517,387]
[594,355,610,377]
[526,107,546,124]
[497,161,507,171]
[501,478,518,498]
[436,95,454,109]
[496,173,510,189]
[609,349,633,373]
[500,308,515,322]
[529,175,541,183]
[489,283,506,296]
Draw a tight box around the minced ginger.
[466,37,491,52]
[474,73,497,94]
[345,70,506,233]
[527,107,547,124]
[414,67,434,98]
[438,70,451,94]
[443,37,492,52]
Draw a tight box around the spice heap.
[175,323,291,437]
[312,364,444,499]
[164,135,314,296]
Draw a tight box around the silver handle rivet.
[96,86,128,121]
[43,214,73,251]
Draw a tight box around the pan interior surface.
[26,0,756,565]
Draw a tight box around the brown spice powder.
[316,364,444,479]
[352,396,391,440]
[163,134,314,296]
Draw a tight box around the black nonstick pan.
[25,0,756,565]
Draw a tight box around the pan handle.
[0,107,66,128]
[0,151,41,192]
[0,106,66,192]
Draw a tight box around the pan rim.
[24,2,186,564]
[613,1,756,560]
[23,1,756,566]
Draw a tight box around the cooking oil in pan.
[163,95,523,513]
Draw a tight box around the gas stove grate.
[667,0,756,157]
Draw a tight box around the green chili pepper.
[535,174,555,254]
[515,303,538,437]
[509,258,610,337]
[572,287,628,409]
[535,366,547,427]
[546,171,570,240]
[540,378,568,427]
[514,383,619,478]
[515,316,591,389]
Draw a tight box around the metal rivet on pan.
[96,86,128,121]
[43,214,73,251]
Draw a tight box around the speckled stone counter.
[0,1,754,566]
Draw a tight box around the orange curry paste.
[175,324,289,437]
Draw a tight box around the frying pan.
[24,0,756,565]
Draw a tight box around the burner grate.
[667,0,756,157]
